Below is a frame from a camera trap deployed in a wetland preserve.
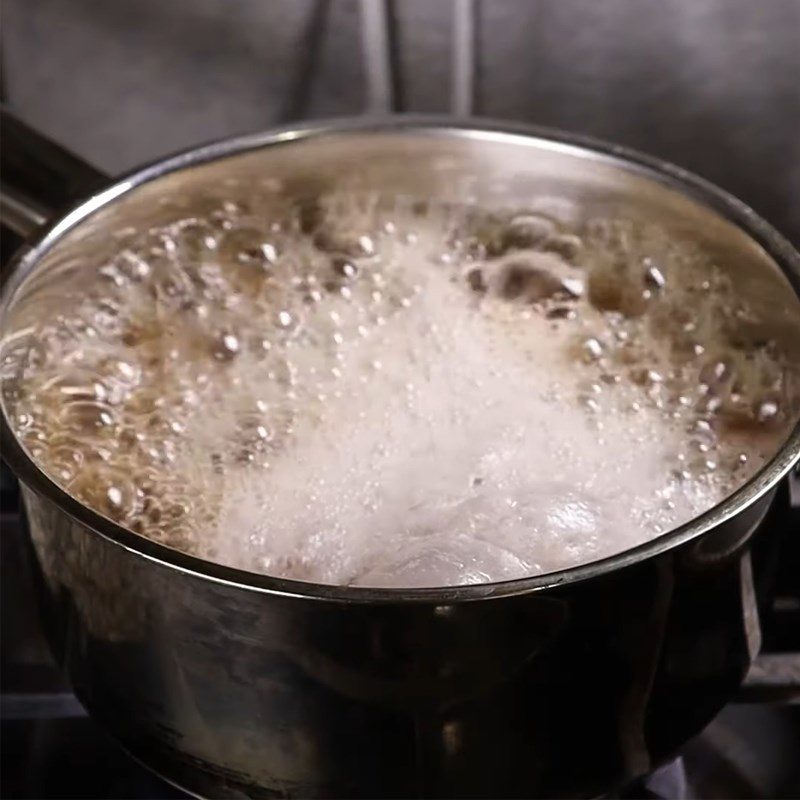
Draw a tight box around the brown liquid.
[1,193,797,586]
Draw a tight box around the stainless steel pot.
[1,111,799,798]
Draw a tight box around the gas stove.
[1,457,798,799]
[1,216,799,797]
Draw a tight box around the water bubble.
[71,467,137,522]
[560,277,584,298]
[699,360,732,392]
[48,446,84,483]
[220,227,278,266]
[107,486,124,509]
[314,228,375,258]
[173,220,218,256]
[211,332,240,361]
[631,368,663,386]
[98,264,126,287]
[582,396,601,413]
[465,268,487,293]
[49,374,109,403]
[544,234,583,262]
[643,258,666,291]
[332,257,360,281]
[757,400,779,423]
[502,214,556,251]
[582,338,604,362]
[544,305,575,321]
[496,260,579,303]
[15,412,32,430]
[58,401,117,433]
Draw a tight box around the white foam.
[3,194,796,587]
[208,256,740,586]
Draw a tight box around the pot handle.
[739,464,800,704]
[0,107,107,238]
[739,653,800,704]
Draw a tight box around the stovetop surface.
[2,459,799,799]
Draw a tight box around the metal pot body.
[2,116,800,798]
[20,482,775,798]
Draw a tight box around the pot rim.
[2,114,799,603]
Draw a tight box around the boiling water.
[1,192,797,586]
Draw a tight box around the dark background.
[3,0,800,243]
[2,0,799,243]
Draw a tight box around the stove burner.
[616,758,688,799]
